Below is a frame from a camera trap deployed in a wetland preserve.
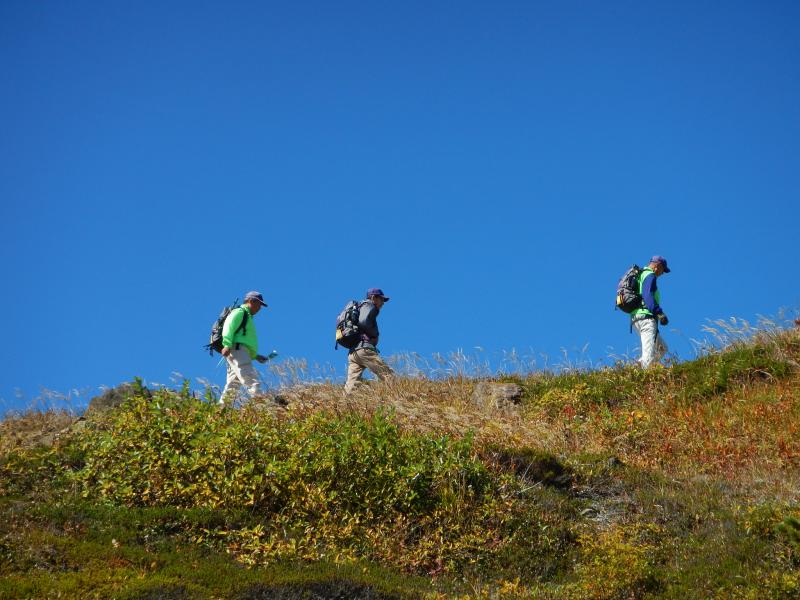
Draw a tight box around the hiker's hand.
[221,347,231,357]
[256,354,268,364]
[658,314,669,326]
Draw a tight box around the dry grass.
[0,409,75,454]
[259,376,554,451]
[245,325,800,502]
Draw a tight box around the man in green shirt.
[220,291,270,404]
[631,256,670,368]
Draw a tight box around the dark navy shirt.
[355,300,380,350]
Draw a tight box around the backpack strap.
[228,307,250,350]
[236,310,249,336]
[233,309,249,351]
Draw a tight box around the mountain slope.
[1,326,799,599]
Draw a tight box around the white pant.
[634,317,668,368]
[221,346,262,404]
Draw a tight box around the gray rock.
[472,382,524,410]
[85,382,150,417]
[37,433,56,448]
[69,418,88,434]
[247,393,289,412]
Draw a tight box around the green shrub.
[777,516,800,549]
[669,344,793,403]
[571,525,659,599]
[71,391,541,574]
[519,339,794,415]
[0,446,67,498]
[73,391,490,518]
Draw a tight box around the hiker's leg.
[635,318,658,369]
[344,351,366,394]
[223,347,262,404]
[235,347,263,396]
[221,360,242,405]
[360,348,395,381]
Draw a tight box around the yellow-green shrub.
[73,391,489,517]
[571,525,657,599]
[70,391,559,574]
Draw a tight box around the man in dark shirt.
[344,288,395,393]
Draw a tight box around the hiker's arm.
[641,274,663,315]
[358,304,379,341]
[221,309,244,350]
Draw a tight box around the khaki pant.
[221,346,262,404]
[345,348,394,393]
[633,317,668,368]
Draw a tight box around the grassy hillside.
[2,324,800,599]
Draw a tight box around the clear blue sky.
[2,1,798,413]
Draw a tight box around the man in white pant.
[630,256,671,368]
[220,291,270,404]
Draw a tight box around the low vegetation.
[1,322,799,598]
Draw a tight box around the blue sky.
[2,1,798,412]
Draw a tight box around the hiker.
[219,291,271,404]
[631,256,671,368]
[344,288,395,394]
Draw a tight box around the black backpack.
[204,300,249,355]
[615,265,644,313]
[335,300,363,350]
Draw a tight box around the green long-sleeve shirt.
[222,305,258,358]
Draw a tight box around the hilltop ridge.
[1,325,799,598]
